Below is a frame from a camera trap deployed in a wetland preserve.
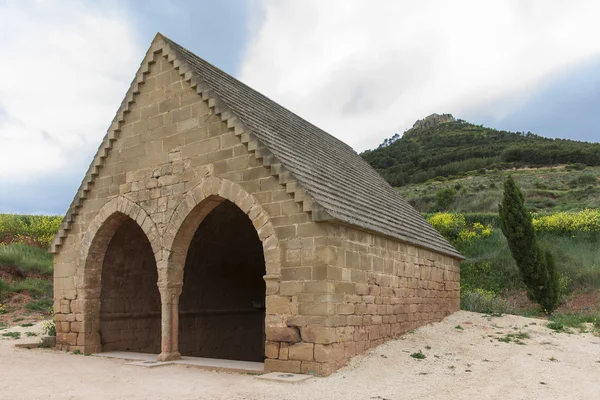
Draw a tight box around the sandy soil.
[1,311,599,400]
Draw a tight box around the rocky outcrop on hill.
[412,113,455,129]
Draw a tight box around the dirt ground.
[1,311,599,400]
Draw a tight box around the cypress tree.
[498,175,560,313]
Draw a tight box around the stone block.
[265,327,301,343]
[314,343,344,363]
[300,326,336,344]
[279,282,304,296]
[265,341,280,359]
[264,359,301,374]
[288,342,314,361]
[279,342,289,360]
[336,303,355,315]
[266,295,291,314]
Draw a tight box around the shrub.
[463,213,500,227]
[0,214,62,248]
[436,187,456,210]
[460,288,513,314]
[42,310,56,337]
[532,209,600,235]
[570,174,598,187]
[499,175,560,314]
[427,213,466,241]
[565,163,587,171]
[427,213,492,245]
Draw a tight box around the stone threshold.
[93,351,265,374]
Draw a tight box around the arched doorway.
[178,199,266,362]
[98,216,161,353]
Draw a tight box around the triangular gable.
[51,33,462,260]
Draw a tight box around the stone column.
[157,285,182,361]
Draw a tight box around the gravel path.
[1,311,599,399]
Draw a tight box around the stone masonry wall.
[52,50,345,369]
[292,224,460,374]
[52,44,461,377]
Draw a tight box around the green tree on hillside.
[498,176,560,313]
[436,187,456,210]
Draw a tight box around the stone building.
[51,33,462,376]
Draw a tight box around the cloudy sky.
[1,0,599,215]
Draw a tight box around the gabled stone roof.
[51,33,462,259]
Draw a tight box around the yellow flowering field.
[532,209,600,235]
[427,213,492,244]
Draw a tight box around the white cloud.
[240,0,600,151]
[0,0,143,183]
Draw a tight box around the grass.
[0,243,53,275]
[24,298,53,312]
[497,331,530,345]
[410,350,426,360]
[8,278,52,300]
[0,243,54,319]
[25,331,37,337]
[2,331,20,339]
[547,312,600,333]
[458,229,600,298]
[19,323,33,327]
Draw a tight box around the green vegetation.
[361,120,600,187]
[0,244,53,275]
[410,350,426,360]
[427,213,492,245]
[0,214,61,248]
[499,176,560,313]
[42,317,56,336]
[0,277,53,313]
[0,279,8,301]
[460,288,513,314]
[398,166,600,214]
[24,298,53,311]
[8,278,53,300]
[457,228,600,295]
[0,215,57,320]
[497,332,529,345]
[2,331,20,339]
[547,313,600,333]
[379,118,600,317]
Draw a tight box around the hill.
[399,165,600,214]
[361,114,600,187]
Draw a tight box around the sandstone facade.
[52,34,461,376]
